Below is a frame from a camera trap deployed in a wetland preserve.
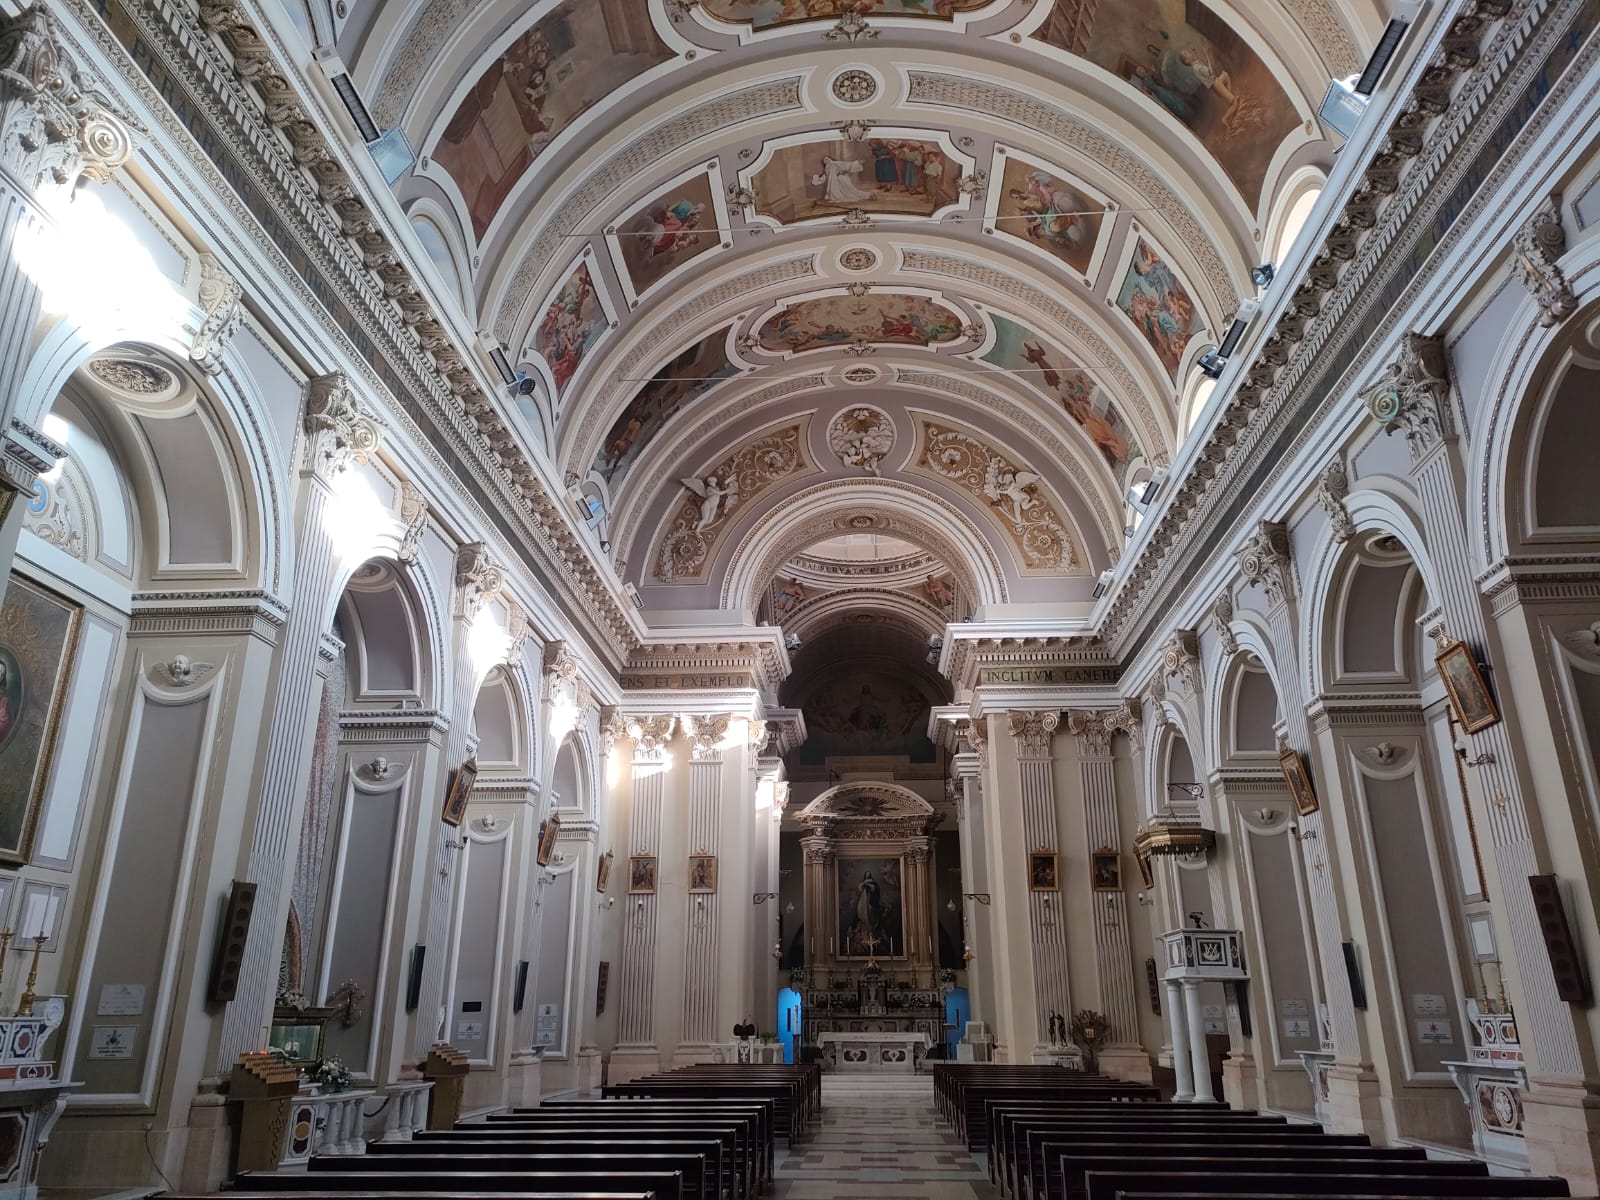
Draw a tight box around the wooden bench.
[236,1165,687,1200]
[504,1101,774,1179]
[601,1083,802,1146]
[986,1103,1254,1191]
[1041,1144,1433,1200]
[1078,1164,1572,1200]
[329,1144,726,1200]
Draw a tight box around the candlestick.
[16,935,45,1017]
[0,928,12,992]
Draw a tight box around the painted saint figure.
[811,156,875,205]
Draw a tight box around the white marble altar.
[820,1030,931,1073]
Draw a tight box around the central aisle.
[774,1075,997,1199]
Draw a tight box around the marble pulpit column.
[1182,980,1216,1103]
[1165,980,1195,1102]
[1067,706,1146,1079]
[678,715,730,1061]
[609,716,675,1082]
[217,374,386,1070]
[1366,336,1594,1171]
[0,7,139,598]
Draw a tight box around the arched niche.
[473,665,526,771]
[1322,533,1429,693]
[1226,656,1281,759]
[336,559,432,707]
[550,734,588,814]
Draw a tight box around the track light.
[1092,569,1115,599]
[1250,263,1276,290]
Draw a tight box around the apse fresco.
[703,0,992,29]
[993,156,1103,276]
[752,137,961,224]
[433,1,672,240]
[533,260,609,398]
[593,328,736,487]
[982,315,1144,483]
[1115,238,1202,379]
[758,293,963,353]
[798,666,940,762]
[1033,0,1299,205]
[613,171,720,300]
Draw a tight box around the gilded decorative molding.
[190,252,243,376]
[455,542,506,621]
[303,372,382,479]
[1512,193,1576,327]
[1362,332,1454,465]
[1007,709,1060,760]
[0,6,141,200]
[1316,457,1356,544]
[1235,520,1294,608]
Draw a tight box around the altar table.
[819,1030,931,1074]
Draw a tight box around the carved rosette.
[1211,592,1238,658]
[455,542,506,621]
[827,406,895,475]
[1235,520,1294,608]
[625,715,676,760]
[303,372,383,479]
[1512,194,1575,327]
[1361,333,1453,465]
[1161,629,1202,697]
[921,423,1076,570]
[655,425,807,581]
[396,481,428,563]
[1007,710,1060,760]
[190,253,243,375]
[1316,458,1356,543]
[0,8,141,201]
[685,713,732,761]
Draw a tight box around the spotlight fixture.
[1197,349,1225,380]
[1250,263,1276,290]
[1354,0,1423,96]
[512,373,538,397]
[488,345,517,386]
[1319,76,1369,140]
[1092,568,1115,599]
[1134,467,1169,509]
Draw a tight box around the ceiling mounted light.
[1197,349,1225,380]
[1092,569,1115,599]
[1250,263,1276,290]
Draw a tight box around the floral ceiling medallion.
[88,357,179,399]
[832,69,878,105]
[839,246,879,272]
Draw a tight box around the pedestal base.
[505,1052,542,1108]
[572,1047,603,1095]
[1326,1063,1388,1144]
[606,1047,663,1085]
[1523,1075,1600,1195]
[1100,1045,1155,1084]
[1221,1050,1258,1110]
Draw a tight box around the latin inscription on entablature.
[619,672,757,691]
[978,665,1121,686]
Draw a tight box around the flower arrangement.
[312,1055,354,1093]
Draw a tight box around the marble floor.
[773,1075,996,1199]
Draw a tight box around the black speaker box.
[1529,874,1590,1004]
[1342,940,1367,1010]
[405,944,427,1012]
[207,880,256,1004]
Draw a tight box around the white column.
[1166,980,1194,1102]
[680,715,728,1053]
[1010,711,1070,1054]
[612,716,675,1069]
[953,753,992,1025]
[218,375,385,1069]
[1183,980,1215,1103]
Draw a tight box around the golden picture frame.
[688,852,718,894]
[535,812,561,866]
[1436,639,1501,734]
[1135,851,1155,891]
[1029,850,1059,891]
[440,757,477,828]
[1091,850,1122,892]
[596,850,614,894]
[628,854,657,894]
[1278,745,1319,817]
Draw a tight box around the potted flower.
[312,1055,354,1094]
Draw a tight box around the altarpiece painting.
[836,856,904,958]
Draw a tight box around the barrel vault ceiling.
[322,0,1386,637]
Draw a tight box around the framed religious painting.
[1278,745,1319,817]
[1029,850,1059,892]
[628,854,657,894]
[0,576,83,866]
[1436,639,1501,734]
[535,812,561,866]
[1136,851,1155,891]
[440,757,477,827]
[596,850,614,894]
[688,853,718,894]
[1091,850,1122,892]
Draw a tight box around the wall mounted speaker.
[1529,874,1590,1004]
[513,961,530,1013]
[1342,940,1367,1010]
[405,944,426,1013]
[207,880,257,1004]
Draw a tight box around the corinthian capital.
[0,7,141,201]
[1161,628,1203,695]
[1362,332,1454,465]
[1069,700,1143,757]
[1007,709,1060,760]
[1235,520,1294,608]
[189,253,243,376]
[303,372,382,479]
[625,715,676,760]
[454,542,505,621]
[1513,194,1576,328]
[684,713,731,761]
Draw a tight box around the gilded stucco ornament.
[921,424,1076,570]
[395,481,428,564]
[1160,630,1202,697]
[656,426,807,581]
[1235,520,1294,607]
[88,358,176,397]
[1512,194,1576,327]
[828,406,894,476]
[1316,458,1356,544]
[831,70,877,104]
[1211,592,1238,658]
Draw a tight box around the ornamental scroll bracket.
[1361,332,1454,466]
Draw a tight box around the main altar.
[792,783,946,1065]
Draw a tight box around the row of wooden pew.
[169,1064,820,1200]
[934,1063,1574,1200]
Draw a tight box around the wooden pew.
[1040,1144,1434,1200]
[602,1082,802,1146]
[499,1102,774,1181]
[231,1172,685,1200]
[986,1103,1249,1191]
[953,1083,1161,1149]
[335,1142,727,1200]
[1078,1163,1572,1200]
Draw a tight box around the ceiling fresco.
[332,0,1367,613]
[1031,0,1303,206]
[757,293,965,354]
